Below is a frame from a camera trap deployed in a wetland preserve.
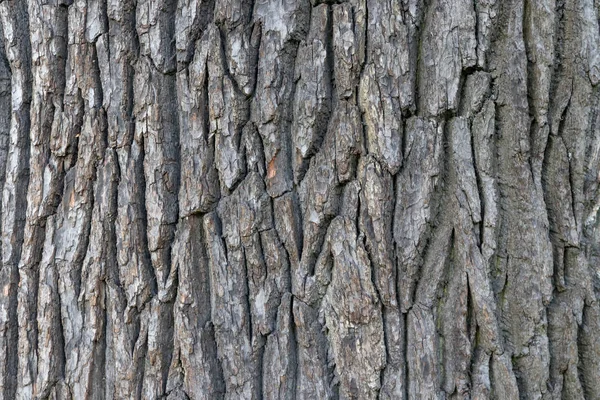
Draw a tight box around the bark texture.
[1,0,600,399]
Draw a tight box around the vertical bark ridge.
[17,2,72,397]
[0,2,32,398]
[133,0,181,397]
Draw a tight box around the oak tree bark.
[1,0,600,399]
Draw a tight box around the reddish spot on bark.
[267,157,277,179]
[69,190,76,207]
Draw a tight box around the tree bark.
[1,0,600,399]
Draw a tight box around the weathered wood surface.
[1,0,600,398]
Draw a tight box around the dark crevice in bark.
[159,74,181,285]
[407,116,451,310]
[565,135,579,233]
[256,338,265,400]
[584,85,600,200]
[0,20,10,210]
[134,332,149,400]
[100,150,119,400]
[90,283,108,400]
[293,4,334,186]
[73,171,94,305]
[287,295,299,400]
[413,3,426,117]
[523,0,544,187]
[541,78,573,243]
[248,22,262,99]
[130,309,142,358]
[471,0,480,63]
[241,246,255,345]
[0,2,33,398]
[402,307,409,399]
[216,25,250,99]
[136,133,158,299]
[357,0,369,152]
[304,213,336,282]
[469,118,485,248]
[180,0,216,68]
[490,99,507,296]
[105,153,123,287]
[207,321,226,398]
[53,264,67,386]
[200,59,211,146]
[5,265,20,399]
[549,0,567,106]
[325,4,335,104]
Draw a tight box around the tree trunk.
[1,0,600,399]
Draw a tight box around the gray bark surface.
[1,0,600,399]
